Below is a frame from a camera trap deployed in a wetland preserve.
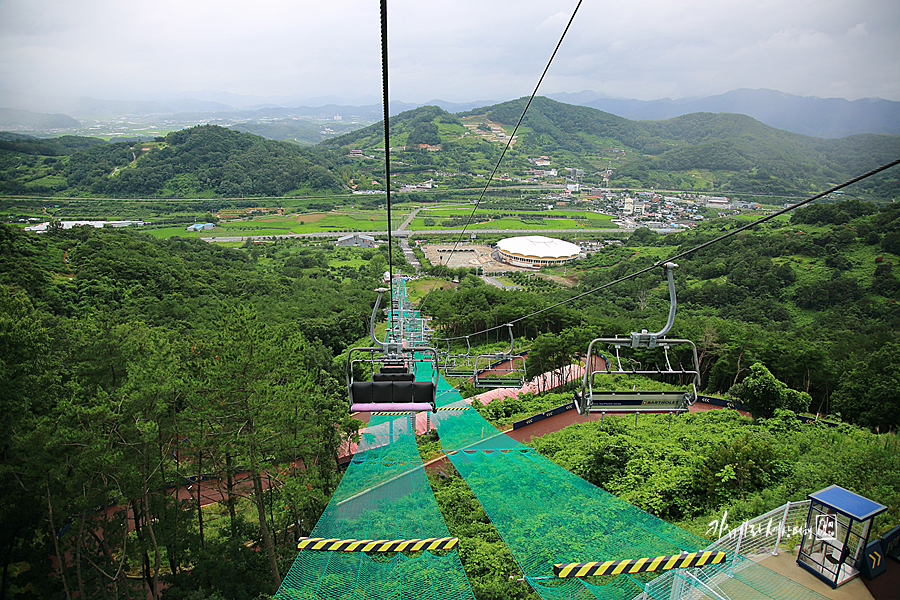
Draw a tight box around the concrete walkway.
[758,549,874,600]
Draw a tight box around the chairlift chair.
[574,263,700,419]
[442,336,476,379]
[347,288,438,413]
[473,324,527,389]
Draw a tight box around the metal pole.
[734,521,746,555]
[731,521,747,575]
[773,501,791,556]
[668,571,685,600]
[683,571,729,600]
[639,581,649,600]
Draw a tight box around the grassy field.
[250,212,392,233]
[409,212,616,230]
[407,277,454,303]
[143,211,395,239]
[138,205,618,239]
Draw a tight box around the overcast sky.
[1,0,898,107]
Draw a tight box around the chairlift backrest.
[573,263,700,416]
[441,336,476,378]
[348,346,438,412]
[473,324,526,388]
[348,287,438,412]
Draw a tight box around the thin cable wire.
[433,156,900,342]
[380,0,395,340]
[418,0,584,315]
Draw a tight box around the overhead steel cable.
[433,156,900,342]
[380,0,396,341]
[417,0,584,315]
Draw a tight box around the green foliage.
[791,199,879,225]
[530,410,899,536]
[1,125,345,198]
[831,342,900,431]
[730,363,811,419]
[4,186,900,598]
[0,225,375,598]
[476,392,571,429]
[430,470,539,600]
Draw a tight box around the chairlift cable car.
[347,287,438,413]
[573,262,700,422]
[473,324,527,389]
[443,335,476,379]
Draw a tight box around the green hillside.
[463,97,900,197]
[0,125,346,197]
[322,97,900,199]
[0,199,898,598]
[2,98,899,200]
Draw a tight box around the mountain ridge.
[547,88,900,138]
[2,88,897,138]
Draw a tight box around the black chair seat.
[351,381,436,405]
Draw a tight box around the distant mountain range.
[323,97,900,200]
[1,88,898,140]
[546,89,900,139]
[0,108,81,131]
[3,98,899,200]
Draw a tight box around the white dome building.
[496,235,581,268]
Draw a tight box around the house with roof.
[337,233,377,248]
[186,223,215,232]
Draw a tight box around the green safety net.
[641,553,832,600]
[430,391,702,600]
[277,282,828,600]
[275,410,475,600]
[430,384,829,600]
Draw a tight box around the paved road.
[483,276,521,290]
[396,206,424,231]
[202,227,678,243]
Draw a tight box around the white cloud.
[847,23,868,39]
[761,28,831,50]
[536,11,569,33]
[0,0,897,104]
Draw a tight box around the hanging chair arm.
[631,262,678,348]
[370,288,387,348]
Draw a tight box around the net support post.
[772,501,791,556]
[639,582,649,600]
[731,521,747,575]
[668,570,686,600]
[682,571,729,600]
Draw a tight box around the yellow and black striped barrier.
[372,407,469,415]
[554,550,728,578]
[298,537,459,553]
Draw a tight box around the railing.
[707,500,811,558]
[629,500,814,600]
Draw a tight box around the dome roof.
[496,236,580,259]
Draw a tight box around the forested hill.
[326,97,900,199]
[318,104,463,150]
[1,199,899,597]
[468,97,900,197]
[4,98,900,199]
[1,125,346,197]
